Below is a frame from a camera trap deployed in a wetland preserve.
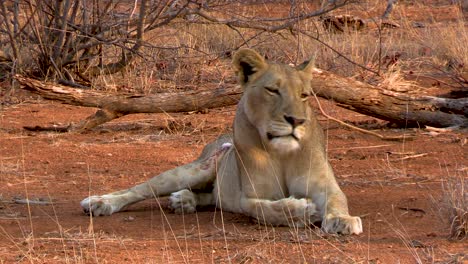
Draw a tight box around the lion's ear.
[296,58,316,74]
[232,49,267,86]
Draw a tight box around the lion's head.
[232,49,317,154]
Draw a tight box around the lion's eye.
[300,93,310,100]
[265,87,280,95]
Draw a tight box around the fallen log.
[15,75,241,132]
[309,68,467,128]
[14,69,467,132]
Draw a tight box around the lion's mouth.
[267,132,299,141]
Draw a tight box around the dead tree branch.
[382,0,398,19]
[309,68,467,128]
[15,74,241,132]
[15,68,467,132]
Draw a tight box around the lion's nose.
[284,115,306,127]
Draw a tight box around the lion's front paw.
[80,195,117,216]
[284,197,317,227]
[169,189,197,214]
[297,198,317,219]
[322,214,363,235]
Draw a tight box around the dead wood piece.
[321,15,366,33]
[382,0,398,19]
[397,207,426,214]
[309,68,468,128]
[24,125,71,132]
[381,19,400,28]
[15,69,468,132]
[70,109,124,133]
[15,74,241,132]
[425,126,464,132]
[392,153,428,161]
[24,110,123,133]
[13,198,52,205]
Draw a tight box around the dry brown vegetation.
[1,1,465,92]
[0,0,467,263]
[444,175,467,240]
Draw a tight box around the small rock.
[410,239,426,248]
[412,22,425,28]
[124,216,135,222]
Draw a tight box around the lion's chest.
[237,154,313,200]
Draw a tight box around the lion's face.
[233,49,315,153]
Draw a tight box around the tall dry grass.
[1,1,465,95]
[443,174,467,240]
[87,1,467,95]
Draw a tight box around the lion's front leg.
[288,170,362,235]
[240,197,317,227]
[321,191,363,235]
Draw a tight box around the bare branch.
[382,0,397,19]
[192,2,349,33]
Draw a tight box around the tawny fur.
[81,49,362,235]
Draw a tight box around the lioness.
[81,49,363,235]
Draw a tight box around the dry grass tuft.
[380,65,419,93]
[443,174,467,240]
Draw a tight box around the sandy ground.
[1,1,467,262]
[0,99,466,263]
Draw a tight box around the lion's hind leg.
[169,189,215,214]
[80,139,232,216]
